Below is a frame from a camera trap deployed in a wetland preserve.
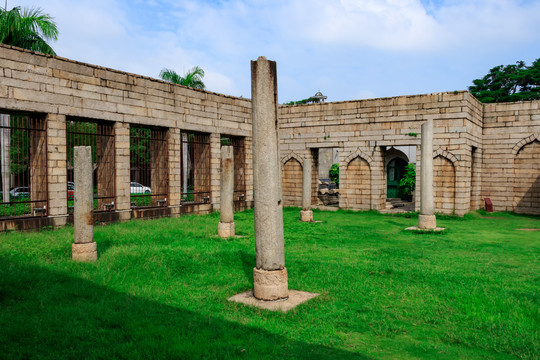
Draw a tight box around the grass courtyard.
[0,208,538,359]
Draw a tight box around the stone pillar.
[168,128,181,217]
[300,158,313,222]
[419,119,436,229]
[46,114,68,227]
[1,114,10,203]
[251,56,288,300]
[72,146,97,262]
[218,145,235,237]
[114,122,131,221]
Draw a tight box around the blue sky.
[10,0,540,102]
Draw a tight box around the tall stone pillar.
[251,56,288,300]
[72,146,97,262]
[419,119,436,229]
[300,158,313,222]
[114,122,131,221]
[218,145,235,237]
[1,114,10,203]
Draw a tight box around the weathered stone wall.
[1,44,539,229]
[433,155,455,214]
[482,101,540,213]
[282,158,303,207]
[343,157,371,210]
[278,91,484,215]
[0,44,252,227]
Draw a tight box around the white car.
[130,182,151,194]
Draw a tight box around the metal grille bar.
[66,118,115,213]
[0,113,47,218]
[181,131,211,206]
[221,136,246,207]
[130,126,168,208]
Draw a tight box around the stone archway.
[343,156,371,209]
[433,155,455,214]
[386,157,408,199]
[513,140,540,215]
[282,158,303,206]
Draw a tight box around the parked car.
[67,181,74,199]
[130,182,151,194]
[10,186,30,198]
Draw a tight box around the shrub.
[399,163,416,194]
[329,163,339,185]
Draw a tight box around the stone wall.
[0,44,252,228]
[282,158,303,207]
[342,157,371,210]
[1,44,539,229]
[482,101,540,213]
[278,91,484,216]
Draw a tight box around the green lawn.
[0,209,538,359]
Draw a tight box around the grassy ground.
[0,208,538,359]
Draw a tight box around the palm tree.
[0,6,59,55]
[159,66,206,90]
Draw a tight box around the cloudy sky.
[9,0,540,102]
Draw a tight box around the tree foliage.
[159,66,206,90]
[468,59,540,103]
[399,163,416,195]
[0,6,58,55]
[329,163,339,185]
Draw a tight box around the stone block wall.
[0,44,252,228]
[1,43,539,229]
[482,101,540,213]
[278,91,484,216]
[282,158,303,206]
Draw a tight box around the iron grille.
[66,118,115,213]
[181,131,211,206]
[221,136,246,207]
[130,126,168,208]
[0,113,47,218]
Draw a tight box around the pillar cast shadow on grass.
[228,56,318,312]
[72,146,97,262]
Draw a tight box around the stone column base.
[418,214,437,229]
[218,222,235,238]
[72,242,97,262]
[300,210,313,222]
[253,267,289,301]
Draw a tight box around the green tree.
[0,6,58,55]
[468,59,540,103]
[159,66,206,90]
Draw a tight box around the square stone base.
[300,210,313,222]
[418,214,437,229]
[218,222,235,238]
[228,290,319,313]
[72,242,97,262]
[405,226,446,232]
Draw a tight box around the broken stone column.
[418,119,436,229]
[300,158,313,222]
[218,145,235,237]
[72,146,97,262]
[251,56,288,300]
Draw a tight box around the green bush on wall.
[329,163,339,186]
[399,163,416,195]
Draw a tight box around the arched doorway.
[387,157,407,199]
